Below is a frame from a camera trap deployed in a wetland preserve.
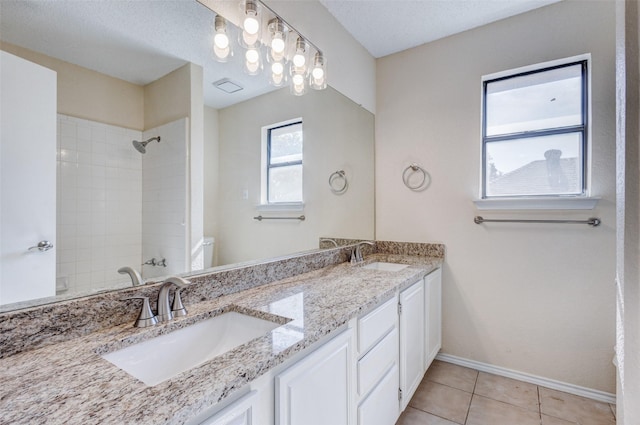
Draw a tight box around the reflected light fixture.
[213,15,232,61]
[292,37,307,69]
[244,47,262,75]
[203,0,326,96]
[271,61,286,87]
[268,18,287,61]
[240,0,261,47]
[310,52,327,90]
[291,67,307,96]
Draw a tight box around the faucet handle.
[122,296,158,328]
[171,288,187,317]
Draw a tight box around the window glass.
[486,133,583,197]
[486,64,583,136]
[269,124,303,165]
[268,165,302,203]
[482,59,587,198]
[266,121,303,203]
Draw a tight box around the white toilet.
[203,236,215,269]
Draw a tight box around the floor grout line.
[462,371,479,424]
[537,385,542,423]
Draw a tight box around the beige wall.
[215,86,374,265]
[376,0,616,393]
[616,0,640,422]
[144,63,192,130]
[0,41,144,130]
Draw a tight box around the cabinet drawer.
[357,363,400,425]
[358,327,398,398]
[358,296,397,355]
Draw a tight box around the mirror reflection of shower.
[132,136,161,154]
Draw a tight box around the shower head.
[132,136,161,154]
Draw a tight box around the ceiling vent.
[213,78,243,94]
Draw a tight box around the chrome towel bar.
[474,216,601,227]
[254,215,306,221]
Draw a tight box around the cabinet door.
[357,363,400,425]
[425,269,442,369]
[276,329,354,425]
[200,390,258,425]
[399,280,425,410]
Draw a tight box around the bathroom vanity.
[0,243,443,425]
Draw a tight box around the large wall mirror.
[0,0,374,312]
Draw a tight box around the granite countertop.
[0,254,442,425]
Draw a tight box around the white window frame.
[475,54,599,211]
[259,117,304,211]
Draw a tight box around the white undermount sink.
[102,312,280,386]
[362,262,409,272]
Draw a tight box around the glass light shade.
[268,18,287,62]
[290,68,307,96]
[309,52,327,90]
[242,0,260,35]
[238,0,261,48]
[270,62,286,87]
[292,37,308,70]
[213,15,233,62]
[244,47,262,75]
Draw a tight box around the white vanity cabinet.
[275,328,355,425]
[399,278,425,410]
[356,297,400,425]
[424,268,442,369]
[195,267,442,425]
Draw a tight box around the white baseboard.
[435,353,616,405]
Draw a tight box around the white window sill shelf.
[473,197,600,211]
[256,203,305,212]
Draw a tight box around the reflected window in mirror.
[262,119,303,204]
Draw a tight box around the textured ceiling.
[1,0,562,109]
[319,0,563,58]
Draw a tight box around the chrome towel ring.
[402,163,430,191]
[329,170,348,194]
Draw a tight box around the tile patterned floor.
[396,360,616,425]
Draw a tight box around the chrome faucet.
[156,276,190,322]
[117,266,143,286]
[350,241,375,264]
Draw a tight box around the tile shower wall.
[56,115,143,294]
[141,118,188,280]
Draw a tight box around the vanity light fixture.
[204,0,326,96]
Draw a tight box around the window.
[263,120,303,204]
[481,57,589,199]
